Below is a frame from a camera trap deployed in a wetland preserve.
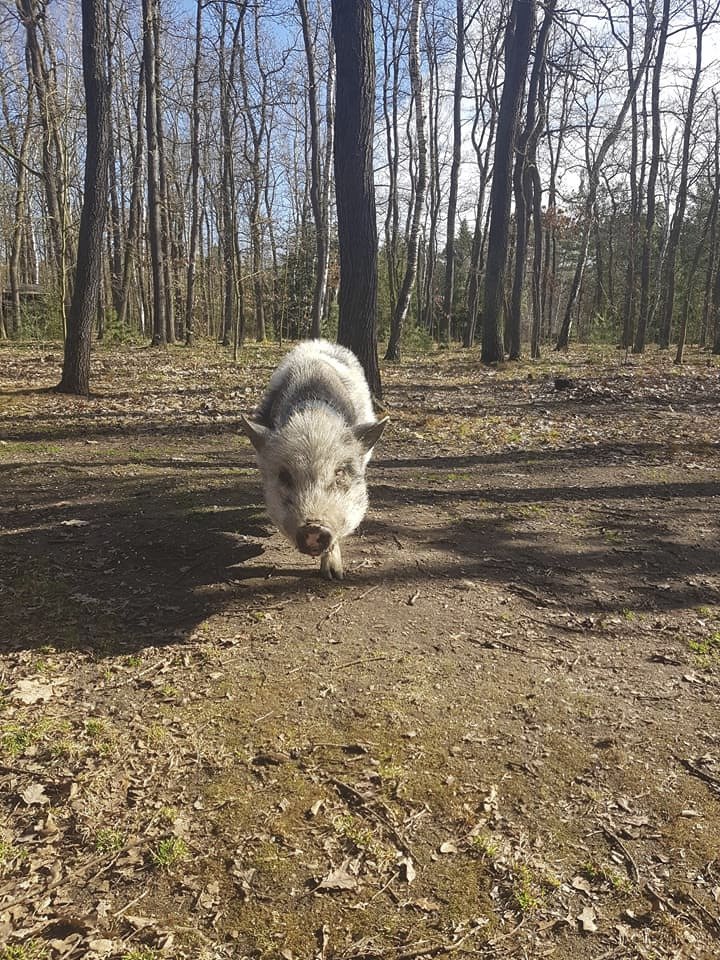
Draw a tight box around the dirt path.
[1,343,719,960]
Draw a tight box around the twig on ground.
[601,825,640,882]
[333,654,390,670]
[106,658,170,688]
[315,584,380,629]
[674,755,720,796]
[113,888,149,918]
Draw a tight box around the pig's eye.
[335,465,350,484]
[278,469,293,487]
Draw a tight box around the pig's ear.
[354,417,389,452]
[240,416,269,451]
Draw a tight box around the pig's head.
[240,408,388,557]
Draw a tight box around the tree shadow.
[0,462,275,656]
[2,433,717,659]
[372,438,720,472]
[363,463,720,613]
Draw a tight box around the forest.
[1,0,720,366]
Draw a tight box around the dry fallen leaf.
[577,905,598,933]
[230,862,256,899]
[36,812,59,837]
[571,875,593,894]
[398,856,416,883]
[13,678,55,704]
[20,782,50,806]
[410,897,441,913]
[87,939,115,954]
[439,841,458,854]
[318,860,358,891]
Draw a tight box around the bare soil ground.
[1,341,719,960]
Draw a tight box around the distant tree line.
[1,0,720,364]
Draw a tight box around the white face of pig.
[241,409,388,552]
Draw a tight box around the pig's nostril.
[296,524,332,556]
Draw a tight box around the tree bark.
[7,85,34,335]
[657,0,710,350]
[675,163,718,363]
[58,0,110,395]
[379,0,403,327]
[117,59,145,331]
[713,253,720,353]
[481,0,536,364]
[634,0,670,353]
[142,0,166,345]
[441,0,464,346]
[238,4,268,343]
[153,7,175,344]
[184,0,203,346]
[104,0,122,321]
[420,8,441,338]
[464,14,502,348]
[619,1,640,349]
[17,0,71,326]
[508,0,555,359]
[385,0,426,362]
[298,0,330,339]
[331,0,382,397]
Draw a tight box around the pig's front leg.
[320,542,344,581]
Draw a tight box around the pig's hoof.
[321,546,344,581]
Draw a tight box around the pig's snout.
[296,522,333,557]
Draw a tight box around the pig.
[240,339,388,580]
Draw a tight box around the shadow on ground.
[0,456,272,654]
[2,421,718,655]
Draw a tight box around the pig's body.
[241,340,387,580]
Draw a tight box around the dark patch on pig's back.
[256,372,357,430]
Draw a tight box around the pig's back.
[255,340,375,429]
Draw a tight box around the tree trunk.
[481,0,536,364]
[385,0,427,362]
[58,0,110,395]
[18,0,71,326]
[298,0,329,339]
[184,0,202,346]
[420,9,441,339]
[508,0,555,359]
[237,5,268,343]
[441,0,464,346]
[541,65,571,340]
[117,60,145,331]
[620,3,640,349]
[657,0,705,350]
[142,0,166,345]
[380,0,402,327]
[675,175,718,364]
[104,0,122,321]
[463,17,502,348]
[700,97,720,347]
[217,4,244,346]
[555,8,655,351]
[321,38,336,329]
[153,8,175,345]
[8,85,34,336]
[331,0,382,397]
[634,0,670,353]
